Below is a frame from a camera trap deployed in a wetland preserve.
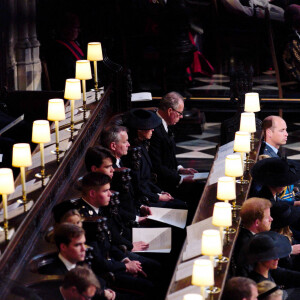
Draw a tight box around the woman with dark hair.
[246,231,300,299]
[123,109,187,209]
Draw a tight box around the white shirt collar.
[82,197,99,214]
[157,111,168,132]
[58,253,77,271]
[266,142,279,154]
[116,158,121,168]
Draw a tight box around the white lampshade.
[201,229,222,256]
[75,60,92,80]
[217,176,236,201]
[12,143,32,167]
[87,42,103,61]
[225,154,243,177]
[0,168,15,194]
[240,112,256,133]
[245,92,260,112]
[192,259,214,287]
[64,79,81,100]
[212,202,232,227]
[183,294,203,300]
[233,131,250,153]
[32,120,51,144]
[48,99,66,121]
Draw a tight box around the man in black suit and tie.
[148,92,201,206]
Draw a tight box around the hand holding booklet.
[132,227,171,253]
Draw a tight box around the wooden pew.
[166,134,262,300]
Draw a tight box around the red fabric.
[187,32,214,77]
[56,40,84,60]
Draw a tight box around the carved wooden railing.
[0,83,127,298]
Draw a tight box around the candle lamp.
[201,229,226,267]
[212,202,235,248]
[234,131,253,170]
[64,79,81,141]
[217,176,236,203]
[192,259,220,299]
[12,143,32,211]
[225,153,248,186]
[183,294,203,300]
[32,120,51,187]
[240,112,256,146]
[48,99,66,164]
[225,154,249,184]
[0,168,15,240]
[76,60,92,121]
[87,42,103,100]
[244,92,260,113]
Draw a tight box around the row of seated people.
[223,115,300,299]
[31,91,204,299]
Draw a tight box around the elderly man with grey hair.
[148,92,202,210]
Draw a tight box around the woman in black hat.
[250,158,300,206]
[123,109,187,210]
[246,231,300,299]
[250,158,300,242]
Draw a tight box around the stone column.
[15,0,33,90]
[28,0,41,90]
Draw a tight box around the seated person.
[233,197,272,276]
[122,108,187,210]
[251,157,300,241]
[84,146,149,251]
[99,125,151,221]
[59,266,102,300]
[75,173,161,283]
[222,276,258,300]
[257,280,283,300]
[39,223,116,300]
[259,116,295,203]
[40,223,148,299]
[246,231,300,299]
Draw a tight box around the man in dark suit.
[258,115,296,203]
[100,125,151,223]
[40,223,145,299]
[233,197,272,277]
[59,266,102,300]
[148,92,197,194]
[260,115,288,158]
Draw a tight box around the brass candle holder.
[87,42,103,101]
[76,60,92,122]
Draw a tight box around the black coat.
[149,124,181,192]
[128,142,187,209]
